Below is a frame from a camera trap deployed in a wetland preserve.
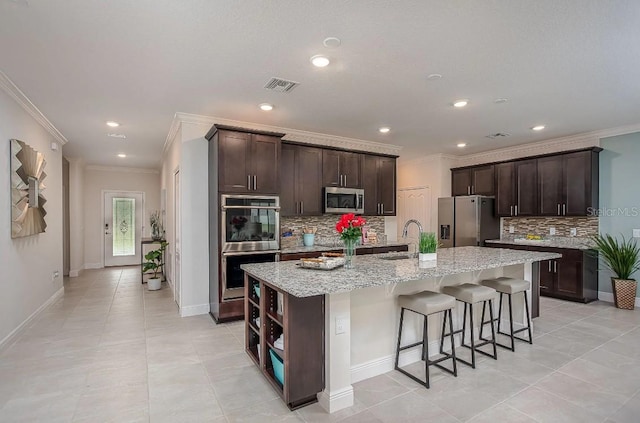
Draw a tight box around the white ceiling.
[1,0,639,168]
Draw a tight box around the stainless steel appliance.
[438,196,500,248]
[220,194,280,300]
[324,187,364,214]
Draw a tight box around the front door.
[104,191,144,267]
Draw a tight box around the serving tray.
[298,255,346,270]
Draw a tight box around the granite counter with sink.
[280,241,410,255]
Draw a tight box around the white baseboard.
[0,287,64,351]
[84,262,103,270]
[69,268,82,277]
[318,386,355,414]
[598,291,640,307]
[180,303,210,317]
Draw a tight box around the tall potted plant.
[592,234,640,310]
[143,241,167,291]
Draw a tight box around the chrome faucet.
[402,219,423,257]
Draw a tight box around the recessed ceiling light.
[378,127,390,134]
[117,153,126,158]
[453,100,469,108]
[323,37,341,48]
[532,125,546,131]
[310,55,330,67]
[107,133,127,139]
[259,103,274,111]
[106,121,120,127]
[457,143,467,148]
[427,73,442,80]
[494,98,508,104]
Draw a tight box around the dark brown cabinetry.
[245,274,324,410]
[210,126,283,194]
[281,144,323,216]
[323,150,362,188]
[451,165,495,196]
[280,244,408,262]
[494,160,537,217]
[489,243,598,303]
[363,154,396,216]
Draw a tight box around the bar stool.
[394,291,458,388]
[441,283,498,368]
[480,277,532,351]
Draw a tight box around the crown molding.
[164,112,403,156]
[0,70,69,146]
[398,153,458,166]
[86,165,160,174]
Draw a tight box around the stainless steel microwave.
[324,187,365,214]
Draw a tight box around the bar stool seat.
[395,291,458,388]
[440,283,498,368]
[480,277,532,351]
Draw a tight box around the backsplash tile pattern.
[281,215,385,247]
[502,217,599,238]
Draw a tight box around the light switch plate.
[633,229,640,238]
[549,227,556,236]
[509,225,515,234]
[336,317,347,335]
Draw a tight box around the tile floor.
[1,267,640,422]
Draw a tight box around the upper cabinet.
[280,144,323,217]
[455,147,600,217]
[452,165,495,196]
[208,126,283,194]
[363,154,396,216]
[322,150,363,188]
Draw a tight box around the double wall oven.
[220,194,280,301]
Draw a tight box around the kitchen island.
[242,246,561,413]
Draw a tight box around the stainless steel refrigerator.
[438,196,500,248]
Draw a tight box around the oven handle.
[221,205,281,211]
[222,250,281,257]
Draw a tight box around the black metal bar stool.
[394,291,458,388]
[480,277,532,351]
[441,283,498,369]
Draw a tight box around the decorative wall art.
[10,139,47,238]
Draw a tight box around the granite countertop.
[485,237,596,250]
[242,246,561,297]
[280,241,409,255]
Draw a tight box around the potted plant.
[143,241,167,290]
[335,213,366,269]
[419,232,438,261]
[150,210,164,241]
[592,234,640,310]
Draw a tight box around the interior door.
[104,191,143,267]
[397,187,431,253]
[174,170,181,307]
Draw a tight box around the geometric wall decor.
[10,139,47,238]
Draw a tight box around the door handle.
[247,175,251,190]
[557,204,561,216]
[300,201,304,214]
[562,204,566,216]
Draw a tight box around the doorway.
[173,169,181,307]
[104,191,144,267]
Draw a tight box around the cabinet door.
[378,157,396,215]
[280,144,297,216]
[495,162,515,216]
[556,250,583,299]
[322,150,341,187]
[452,169,472,196]
[537,156,563,216]
[218,131,251,193]
[297,146,323,215]
[515,159,538,216]
[340,152,362,188]
[251,134,280,194]
[539,259,555,295]
[472,165,495,196]
[362,155,379,215]
[563,151,592,216]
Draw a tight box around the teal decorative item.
[270,349,284,385]
[303,233,315,247]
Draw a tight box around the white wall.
[161,126,181,290]
[67,157,85,277]
[0,88,63,346]
[82,167,160,268]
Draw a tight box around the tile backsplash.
[502,216,599,238]
[281,215,385,247]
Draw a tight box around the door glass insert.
[113,198,135,256]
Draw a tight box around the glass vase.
[343,238,357,269]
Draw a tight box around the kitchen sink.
[378,254,414,261]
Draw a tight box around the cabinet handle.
[553,260,557,273]
[540,285,548,289]
[344,175,347,187]
[300,201,304,214]
[562,204,566,216]
[467,186,471,195]
[247,175,251,190]
[557,204,561,216]
[510,205,513,216]
[472,185,475,195]
[548,261,552,272]
[515,205,518,216]
[340,174,343,186]
[253,175,257,191]
[381,203,384,214]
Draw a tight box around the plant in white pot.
[143,241,167,291]
[419,232,438,261]
[592,234,640,310]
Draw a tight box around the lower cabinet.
[280,244,409,262]
[244,273,324,410]
[489,244,598,303]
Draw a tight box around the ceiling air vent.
[485,132,511,139]
[264,77,300,93]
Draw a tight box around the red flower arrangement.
[335,213,366,242]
